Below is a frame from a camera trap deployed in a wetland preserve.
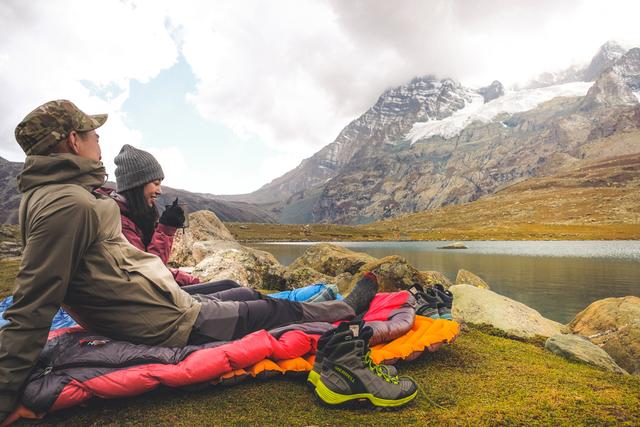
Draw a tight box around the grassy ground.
[0,258,19,299]
[13,327,640,426]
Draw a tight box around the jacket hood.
[17,153,107,193]
[94,187,128,213]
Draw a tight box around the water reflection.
[248,241,640,324]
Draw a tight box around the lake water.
[248,241,640,324]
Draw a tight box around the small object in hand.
[160,197,188,228]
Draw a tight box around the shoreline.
[225,222,640,242]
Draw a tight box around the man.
[0,100,379,421]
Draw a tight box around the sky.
[1,0,640,195]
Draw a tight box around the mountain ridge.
[0,157,276,225]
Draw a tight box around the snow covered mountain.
[230,41,640,224]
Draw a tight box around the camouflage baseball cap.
[14,100,108,155]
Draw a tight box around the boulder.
[0,241,22,259]
[334,272,354,295]
[288,243,376,276]
[455,269,490,289]
[545,334,627,374]
[192,240,286,290]
[421,271,453,287]
[355,256,427,293]
[169,210,235,266]
[450,284,564,339]
[438,242,467,249]
[569,296,640,375]
[283,266,333,289]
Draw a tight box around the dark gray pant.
[188,295,355,344]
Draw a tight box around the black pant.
[181,279,242,295]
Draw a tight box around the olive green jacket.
[0,154,201,418]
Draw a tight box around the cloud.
[2,0,640,195]
[0,0,177,161]
[167,0,640,165]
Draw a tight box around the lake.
[247,240,640,324]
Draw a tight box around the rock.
[455,269,490,289]
[437,242,468,249]
[477,80,504,103]
[192,240,286,290]
[569,296,640,375]
[545,334,627,374]
[169,210,235,266]
[288,243,376,276]
[0,241,22,259]
[334,272,354,295]
[283,266,332,289]
[420,271,453,287]
[450,284,564,339]
[355,256,427,293]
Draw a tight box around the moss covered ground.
[0,258,19,299]
[13,327,640,426]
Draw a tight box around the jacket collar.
[17,153,107,193]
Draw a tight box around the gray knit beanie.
[114,144,165,192]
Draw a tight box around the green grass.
[0,258,19,298]
[15,327,640,426]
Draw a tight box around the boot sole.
[315,379,418,408]
[307,370,320,388]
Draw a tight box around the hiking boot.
[408,284,441,319]
[308,321,398,388]
[434,284,454,320]
[344,272,379,316]
[315,323,418,408]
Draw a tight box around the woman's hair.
[120,185,159,247]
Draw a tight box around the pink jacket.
[95,188,200,286]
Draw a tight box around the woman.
[102,144,248,298]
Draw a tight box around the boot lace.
[363,351,399,384]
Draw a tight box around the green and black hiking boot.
[308,321,398,388]
[314,323,418,408]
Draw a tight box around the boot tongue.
[360,325,374,344]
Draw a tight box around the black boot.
[344,272,379,316]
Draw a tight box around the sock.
[344,272,379,316]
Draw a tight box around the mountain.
[581,47,640,109]
[0,158,22,224]
[371,152,640,236]
[228,41,639,224]
[0,158,276,224]
[525,40,627,88]
[224,76,483,205]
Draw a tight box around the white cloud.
[2,0,640,195]
[142,145,188,191]
[0,0,177,164]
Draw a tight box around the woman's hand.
[159,198,185,228]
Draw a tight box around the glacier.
[407,81,594,143]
